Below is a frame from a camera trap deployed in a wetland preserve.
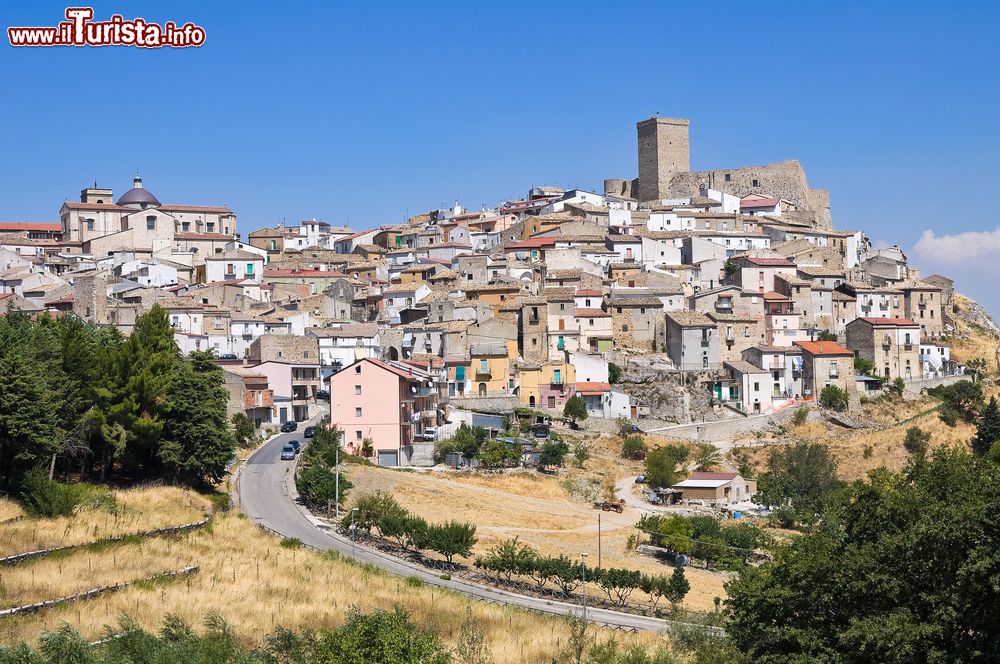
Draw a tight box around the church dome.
[115,177,160,208]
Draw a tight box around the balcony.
[475,367,492,378]
[903,344,913,351]
[770,359,784,370]
[700,340,710,348]
[528,316,540,325]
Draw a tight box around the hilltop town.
[0,116,969,463]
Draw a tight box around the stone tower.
[636,117,690,202]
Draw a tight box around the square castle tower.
[636,116,690,203]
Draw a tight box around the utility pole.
[580,552,589,621]
[350,507,359,558]
[598,513,602,569]
[335,441,340,519]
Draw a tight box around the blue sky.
[2,1,1000,311]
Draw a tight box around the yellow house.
[469,343,512,397]
[519,360,576,410]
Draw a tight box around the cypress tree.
[972,396,1000,457]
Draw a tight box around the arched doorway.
[478,382,487,397]
[387,346,399,361]
[529,395,536,407]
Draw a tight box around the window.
[182,221,190,232]
[146,216,156,230]
[753,382,760,391]
[616,307,622,314]
[85,219,95,231]
[355,365,362,374]
[479,359,489,373]
[356,430,363,441]
[355,407,362,417]
[207,222,215,233]
[724,173,732,182]
[622,324,629,332]
[226,263,235,274]
[355,385,361,395]
[752,179,760,187]
[589,319,594,326]
[246,263,254,275]
[270,239,277,251]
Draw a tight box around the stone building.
[845,317,921,382]
[636,117,690,202]
[794,340,855,399]
[898,280,944,339]
[610,296,660,350]
[619,117,831,228]
[519,297,548,362]
[709,312,765,364]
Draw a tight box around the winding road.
[237,430,679,633]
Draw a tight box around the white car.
[415,427,437,442]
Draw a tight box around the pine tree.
[108,305,179,477]
[972,396,1000,456]
[0,349,59,490]
[160,351,236,485]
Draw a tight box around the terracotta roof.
[159,204,233,214]
[667,311,714,327]
[762,291,791,301]
[857,317,918,326]
[744,256,795,267]
[794,340,853,356]
[264,269,346,278]
[574,308,610,317]
[0,222,61,232]
[575,289,604,297]
[740,196,779,209]
[62,201,125,211]
[507,238,556,249]
[575,382,611,394]
[687,471,739,481]
[365,357,422,381]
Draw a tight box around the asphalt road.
[238,431,680,633]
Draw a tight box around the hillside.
[948,293,1000,369]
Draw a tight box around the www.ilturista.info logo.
[8,7,205,48]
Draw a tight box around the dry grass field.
[346,464,728,611]
[0,499,23,523]
[734,391,984,482]
[0,486,210,557]
[0,510,666,662]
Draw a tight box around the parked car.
[280,421,298,433]
[288,440,301,454]
[635,474,647,484]
[315,389,330,400]
[217,354,238,360]
[303,426,316,438]
[280,444,296,460]
[421,427,437,441]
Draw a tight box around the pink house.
[328,358,438,467]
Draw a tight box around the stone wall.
[666,160,831,229]
[450,395,520,413]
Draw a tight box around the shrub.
[621,434,647,459]
[904,427,931,456]
[819,385,849,412]
[425,520,477,565]
[296,465,350,509]
[18,470,88,517]
[791,406,809,426]
[608,362,622,384]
